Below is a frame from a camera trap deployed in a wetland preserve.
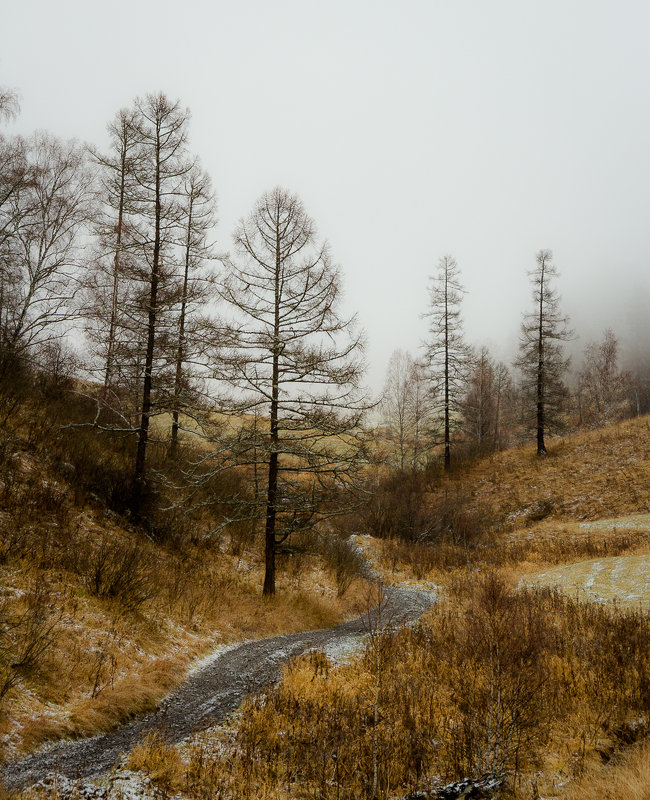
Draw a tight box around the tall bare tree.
[380,350,433,470]
[462,347,515,454]
[380,349,413,471]
[82,94,198,511]
[0,133,93,374]
[516,249,572,455]
[86,108,141,393]
[129,94,194,501]
[423,255,469,470]
[210,187,368,596]
[168,162,218,459]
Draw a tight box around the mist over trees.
[380,350,431,471]
[462,347,515,455]
[576,328,630,427]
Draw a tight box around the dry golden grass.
[120,574,650,800]
[557,739,650,800]
[0,496,370,761]
[430,416,650,529]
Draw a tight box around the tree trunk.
[104,139,127,393]
[134,133,161,511]
[536,262,546,456]
[444,268,451,470]
[263,225,282,597]
[169,191,193,460]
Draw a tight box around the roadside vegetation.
[0,374,370,762]
[106,416,650,800]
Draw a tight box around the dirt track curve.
[3,585,433,792]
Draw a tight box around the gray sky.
[3,0,650,391]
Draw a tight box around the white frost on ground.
[28,770,167,800]
[320,633,366,665]
[523,513,650,607]
[579,513,650,532]
[185,637,249,677]
[525,554,650,607]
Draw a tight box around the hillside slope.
[0,423,369,764]
[427,416,650,531]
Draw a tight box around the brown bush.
[0,577,60,708]
[319,533,369,596]
[71,532,157,612]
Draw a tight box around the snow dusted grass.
[526,553,650,608]
[519,513,650,608]
[0,506,371,762]
[580,512,650,533]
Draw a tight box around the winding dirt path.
[3,586,433,792]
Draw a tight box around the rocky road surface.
[3,585,433,792]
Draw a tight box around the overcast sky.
[2,0,649,391]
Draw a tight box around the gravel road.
[3,585,433,792]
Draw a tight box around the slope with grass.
[456,416,650,529]
[0,393,373,767]
[6,405,650,799]
[3,585,433,791]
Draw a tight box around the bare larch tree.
[423,255,469,470]
[86,108,141,393]
[168,162,217,459]
[211,187,368,596]
[516,249,572,456]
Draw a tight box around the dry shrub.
[127,731,185,793]
[0,464,74,569]
[319,534,369,596]
[71,531,157,612]
[0,577,60,708]
[362,470,490,555]
[558,739,650,800]
[362,470,436,542]
[383,523,649,580]
[50,424,137,513]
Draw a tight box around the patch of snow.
[185,638,248,677]
[320,634,366,665]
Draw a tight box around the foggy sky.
[2,0,649,391]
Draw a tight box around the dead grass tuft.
[558,739,650,800]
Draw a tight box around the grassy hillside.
[5,409,650,798]
[451,415,650,528]
[0,391,370,764]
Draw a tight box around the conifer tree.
[516,249,572,455]
[423,255,469,470]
